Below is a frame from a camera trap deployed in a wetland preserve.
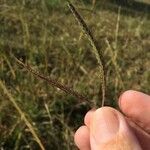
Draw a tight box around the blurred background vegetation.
[0,0,150,149]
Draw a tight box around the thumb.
[90,107,142,150]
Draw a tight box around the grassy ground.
[0,0,150,149]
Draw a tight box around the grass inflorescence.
[67,1,106,107]
[0,0,149,149]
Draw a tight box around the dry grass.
[0,0,150,149]
[0,80,45,150]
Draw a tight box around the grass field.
[0,0,150,149]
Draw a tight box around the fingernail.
[91,108,119,144]
[118,91,125,108]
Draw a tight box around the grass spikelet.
[15,58,90,105]
[0,80,45,150]
[67,1,106,106]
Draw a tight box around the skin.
[74,90,150,150]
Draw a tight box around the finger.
[90,107,141,150]
[119,90,150,133]
[74,125,91,150]
[127,117,150,150]
[84,109,95,127]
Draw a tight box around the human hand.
[74,90,150,150]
